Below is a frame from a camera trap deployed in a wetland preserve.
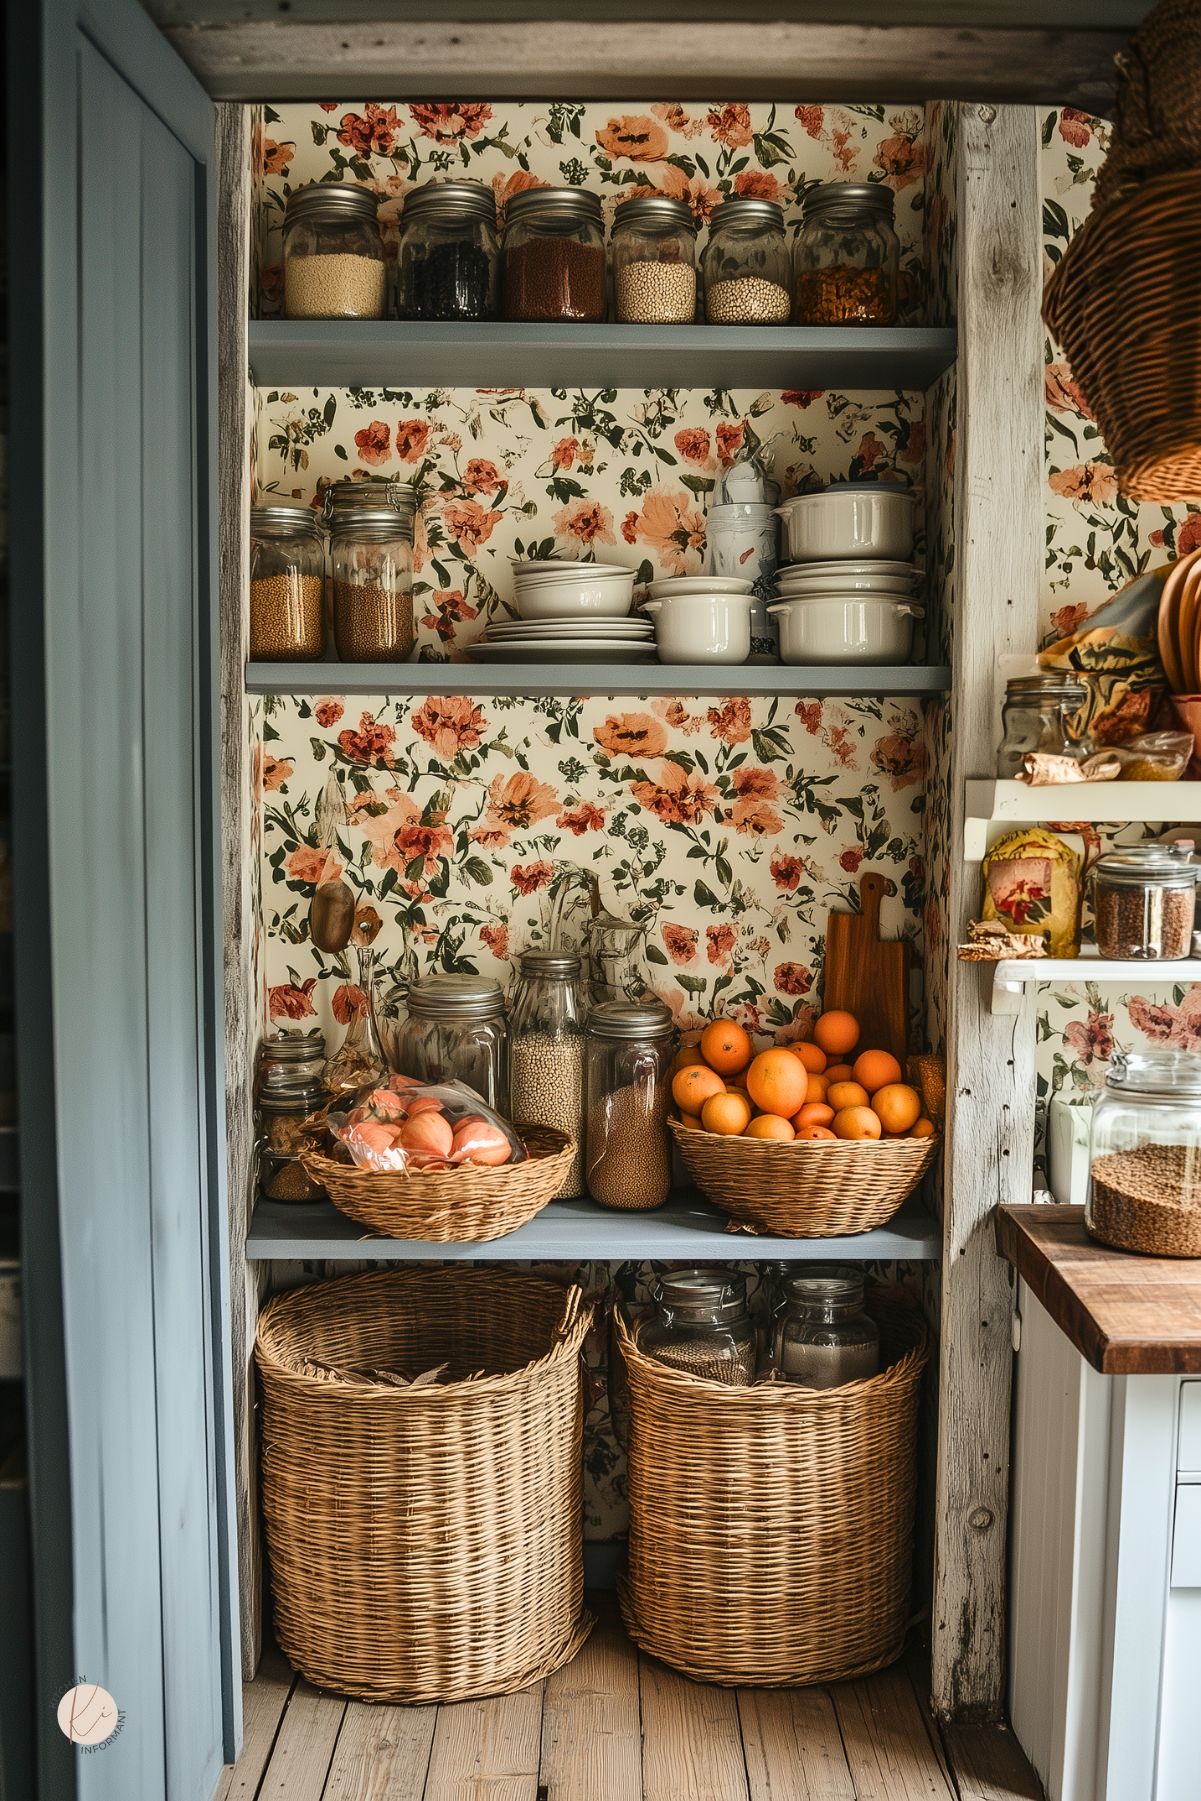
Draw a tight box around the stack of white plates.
[467,615,656,665]
[510,558,636,621]
[646,575,756,600]
[773,559,919,598]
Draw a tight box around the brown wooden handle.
[858,871,893,934]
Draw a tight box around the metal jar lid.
[1095,846,1197,887]
[400,179,498,227]
[323,477,417,533]
[251,500,324,538]
[504,186,603,227]
[284,182,381,229]
[259,1027,327,1064]
[709,196,785,231]
[587,999,674,1040]
[802,180,895,223]
[406,973,507,1019]
[1104,1048,1201,1097]
[517,949,582,979]
[782,1266,867,1309]
[1004,672,1088,703]
[612,194,696,235]
[655,1267,749,1325]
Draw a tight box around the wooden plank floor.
[218,1603,1042,1801]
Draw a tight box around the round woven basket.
[669,1117,939,1236]
[617,1292,928,1687]
[300,1123,574,1241]
[256,1268,594,1703]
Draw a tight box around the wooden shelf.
[249,319,957,392]
[246,661,951,698]
[984,944,1201,1014]
[964,776,1201,859]
[246,1189,940,1262]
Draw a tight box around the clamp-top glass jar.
[585,1000,675,1211]
[1093,843,1197,961]
[255,1029,329,1204]
[774,1267,880,1388]
[702,197,791,325]
[250,501,326,660]
[794,182,900,325]
[502,187,606,322]
[509,950,587,1197]
[1086,1049,1201,1256]
[283,182,387,320]
[323,477,417,662]
[611,195,698,323]
[641,1268,756,1386]
[397,180,499,321]
[996,673,1091,776]
[391,973,510,1112]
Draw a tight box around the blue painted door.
[9,4,235,1798]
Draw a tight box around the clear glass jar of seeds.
[611,195,698,323]
[397,180,500,321]
[701,197,791,325]
[641,1268,756,1385]
[326,481,416,662]
[501,187,607,322]
[283,182,387,320]
[794,182,900,325]
[1093,845,1198,961]
[774,1267,880,1388]
[249,502,326,661]
[584,1000,676,1210]
[1087,1049,1201,1256]
[509,950,587,1197]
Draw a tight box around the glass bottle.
[1093,844,1197,960]
[774,1268,880,1388]
[996,673,1091,776]
[701,197,791,325]
[327,483,416,663]
[397,180,500,321]
[509,950,587,1198]
[249,502,326,661]
[391,973,510,1112]
[501,187,607,322]
[584,898,655,1005]
[1087,1049,1201,1256]
[641,1268,756,1385]
[584,1000,676,1210]
[323,946,387,1098]
[611,195,698,323]
[282,182,387,320]
[794,182,900,325]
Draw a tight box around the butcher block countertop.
[995,1203,1201,1375]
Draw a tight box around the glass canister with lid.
[282,182,387,320]
[397,180,500,321]
[255,1029,328,1203]
[773,1266,880,1388]
[794,182,900,325]
[1086,1049,1201,1256]
[1093,843,1197,960]
[996,672,1091,776]
[250,502,326,660]
[611,195,698,323]
[640,1267,757,1385]
[390,973,510,1113]
[323,478,417,662]
[585,1000,676,1210]
[509,950,587,1197]
[501,187,607,322]
[701,197,792,325]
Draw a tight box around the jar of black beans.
[396,180,500,321]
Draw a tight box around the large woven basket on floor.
[300,1123,573,1241]
[670,1117,939,1236]
[617,1292,928,1687]
[256,1268,594,1703]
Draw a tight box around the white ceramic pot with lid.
[642,593,755,664]
[774,485,916,562]
[768,595,922,664]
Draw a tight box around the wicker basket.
[617,1291,928,1687]
[256,1268,594,1703]
[670,1117,939,1236]
[300,1122,574,1241]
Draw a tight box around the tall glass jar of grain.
[325,480,416,662]
[501,188,607,322]
[397,180,500,320]
[611,195,698,323]
[794,182,899,325]
[282,182,387,320]
[701,197,791,325]
[509,951,587,1198]
[640,1268,756,1385]
[584,1000,676,1211]
[1086,1050,1201,1256]
[249,502,326,660]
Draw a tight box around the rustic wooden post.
[931,101,1044,1722]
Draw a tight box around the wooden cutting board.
[823,871,909,1064]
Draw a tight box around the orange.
[804,1071,830,1104]
[677,1110,704,1130]
[873,1082,922,1135]
[701,1090,753,1136]
[745,1048,808,1118]
[825,1062,855,1084]
[797,1125,837,1140]
[827,1080,870,1112]
[743,1113,796,1141]
[852,1048,903,1094]
[911,1117,936,1138]
[671,1064,726,1116]
[832,1104,882,1141]
[700,1018,753,1076]
[813,1009,860,1058]
[793,1100,834,1130]
[788,1040,827,1074]
[671,1043,706,1075]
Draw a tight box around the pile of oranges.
[670,1010,934,1144]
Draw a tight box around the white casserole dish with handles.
[642,593,754,664]
[768,595,923,665]
[774,486,916,562]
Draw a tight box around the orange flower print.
[261,754,294,791]
[286,845,343,884]
[463,457,503,494]
[794,701,823,734]
[337,713,396,766]
[1045,362,1094,419]
[260,137,294,177]
[656,699,704,735]
[1048,462,1119,506]
[662,923,698,964]
[707,698,752,745]
[795,105,824,138]
[782,389,824,407]
[733,766,779,800]
[593,712,668,758]
[354,420,391,465]
[421,588,479,646]
[674,428,712,466]
[511,859,556,895]
[349,786,450,875]
[1058,108,1093,148]
[732,170,783,201]
[874,134,926,191]
[652,103,703,139]
[630,761,719,825]
[492,169,546,218]
[628,489,705,574]
[708,104,753,148]
[648,165,724,223]
[855,431,886,471]
[620,510,639,545]
[596,114,669,162]
[553,499,616,546]
[331,983,367,1024]
[480,923,509,958]
[770,852,806,891]
[484,771,559,835]
[395,418,431,462]
[443,497,504,551]
[899,421,927,466]
[410,696,488,759]
[268,979,316,1020]
[775,961,813,996]
[1178,514,1201,557]
[337,104,402,155]
[715,422,745,466]
[409,102,493,144]
[840,846,865,874]
[557,802,606,835]
[314,699,344,729]
[1049,601,1089,638]
[730,771,783,836]
[706,923,736,965]
[551,437,581,470]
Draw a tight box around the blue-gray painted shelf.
[246,661,951,698]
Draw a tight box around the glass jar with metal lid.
[397,180,500,321]
[1086,1049,1201,1256]
[611,195,698,324]
[501,187,607,322]
[257,1028,328,1100]
[794,182,900,325]
[640,1268,756,1385]
[1093,843,1198,960]
[282,182,387,320]
[249,501,326,661]
[585,1000,676,1211]
[701,197,791,325]
[323,479,417,662]
[773,1266,879,1388]
[509,950,587,1197]
[256,1029,329,1204]
[390,973,510,1112]
[996,672,1092,776]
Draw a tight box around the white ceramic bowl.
[515,574,635,620]
[774,569,918,597]
[511,559,630,577]
[642,593,754,664]
[774,487,916,562]
[648,575,755,598]
[768,596,923,665]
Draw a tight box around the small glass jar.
[283,182,387,320]
[794,182,900,325]
[255,1030,328,1204]
[509,951,587,1198]
[502,187,607,322]
[1086,1049,1201,1256]
[1093,844,1197,960]
[325,481,416,662]
[611,195,698,324]
[641,1268,756,1386]
[701,198,791,326]
[397,180,500,321]
[249,502,326,661]
[391,973,510,1112]
[584,1000,676,1210]
[257,1028,327,1100]
[996,673,1091,776]
[774,1267,880,1388]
